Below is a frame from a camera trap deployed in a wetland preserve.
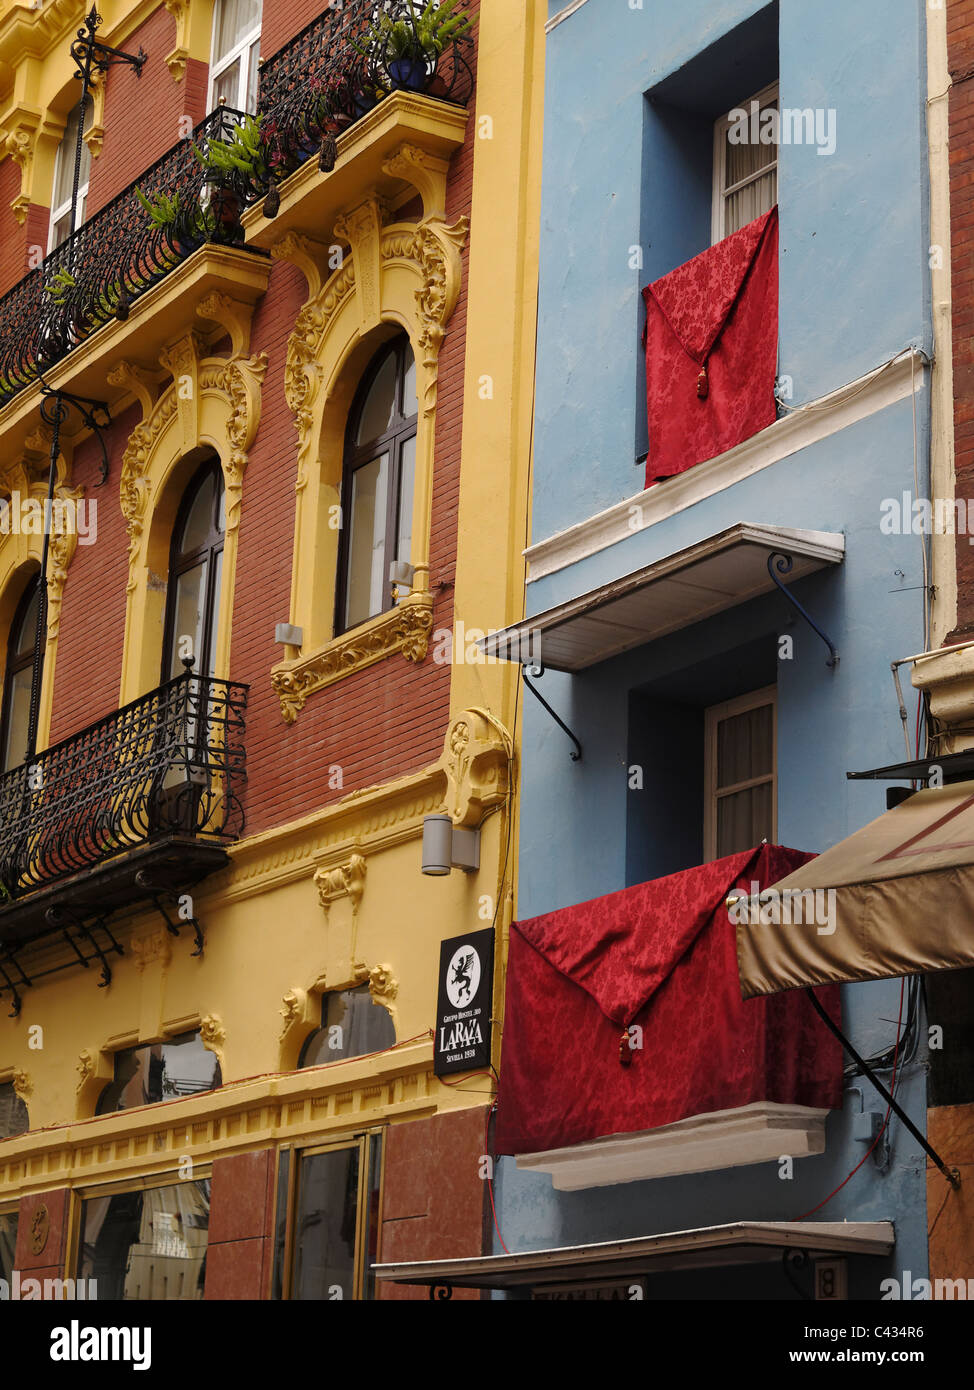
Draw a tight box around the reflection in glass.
[0,1082,28,1139]
[345,454,388,629]
[355,353,398,444]
[96,1031,222,1114]
[291,1148,359,1301]
[299,986,396,1068]
[396,434,416,576]
[0,1211,16,1283]
[78,1180,210,1301]
[2,579,42,773]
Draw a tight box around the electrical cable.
[796,978,904,1221]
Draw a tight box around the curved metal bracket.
[136,874,206,957]
[767,552,838,668]
[428,1283,454,1301]
[522,663,582,762]
[782,1248,813,1301]
[39,384,112,485]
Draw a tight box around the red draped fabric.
[495,844,842,1157]
[642,207,779,488]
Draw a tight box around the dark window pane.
[177,471,218,554]
[345,454,388,628]
[77,1180,210,1300]
[0,1211,17,1283]
[716,781,773,858]
[0,1082,28,1139]
[716,702,773,786]
[97,1032,222,1114]
[299,986,396,1068]
[355,352,397,444]
[292,1147,360,1301]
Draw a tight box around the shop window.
[336,337,418,635]
[272,1133,383,1300]
[711,82,779,242]
[0,1209,16,1283]
[95,1031,222,1114]
[76,1177,210,1300]
[299,986,396,1067]
[162,457,225,681]
[1,575,41,773]
[49,100,93,250]
[704,686,777,860]
[0,1081,29,1138]
[209,0,262,113]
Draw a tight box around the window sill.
[514,1102,830,1189]
[270,591,435,724]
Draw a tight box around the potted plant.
[353,0,474,95]
[192,112,268,228]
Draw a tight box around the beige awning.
[374,1221,894,1291]
[738,781,974,997]
[480,523,844,672]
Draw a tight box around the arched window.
[95,1031,222,1115]
[162,458,225,681]
[49,100,93,250]
[337,337,418,634]
[1,575,42,773]
[0,1081,28,1139]
[209,0,262,113]
[298,986,396,1067]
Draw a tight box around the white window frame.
[207,0,263,114]
[48,110,91,252]
[711,80,779,245]
[703,684,777,862]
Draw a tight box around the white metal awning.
[480,522,845,672]
[374,1220,893,1291]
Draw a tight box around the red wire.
[485,1098,509,1254]
[796,977,904,1221]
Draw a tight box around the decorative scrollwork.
[0,668,248,900]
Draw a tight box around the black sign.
[434,928,494,1075]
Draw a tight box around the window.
[0,1081,29,1139]
[337,337,418,634]
[1,575,41,774]
[209,0,262,113]
[704,686,776,860]
[96,1032,222,1114]
[76,1177,210,1300]
[272,1133,383,1300]
[0,1209,16,1283]
[299,986,396,1068]
[712,82,778,242]
[162,458,225,681]
[49,101,93,250]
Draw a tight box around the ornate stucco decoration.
[115,307,266,703]
[12,1067,32,1103]
[164,0,191,80]
[199,1014,226,1070]
[269,180,467,722]
[4,120,37,224]
[129,927,174,974]
[353,961,399,1021]
[441,708,513,827]
[314,852,367,920]
[272,594,434,724]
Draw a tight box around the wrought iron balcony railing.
[256,0,473,195]
[0,666,247,904]
[0,106,252,410]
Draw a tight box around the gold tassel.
[696,364,709,400]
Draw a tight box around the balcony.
[245,0,472,245]
[0,108,265,420]
[0,668,247,1010]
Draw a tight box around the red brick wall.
[48,406,137,743]
[87,7,208,216]
[949,1,974,635]
[378,1106,490,1300]
[0,168,49,298]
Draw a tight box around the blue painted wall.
[504,0,935,1295]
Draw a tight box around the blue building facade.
[493,0,940,1299]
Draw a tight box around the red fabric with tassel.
[494,843,842,1157]
[642,207,779,488]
